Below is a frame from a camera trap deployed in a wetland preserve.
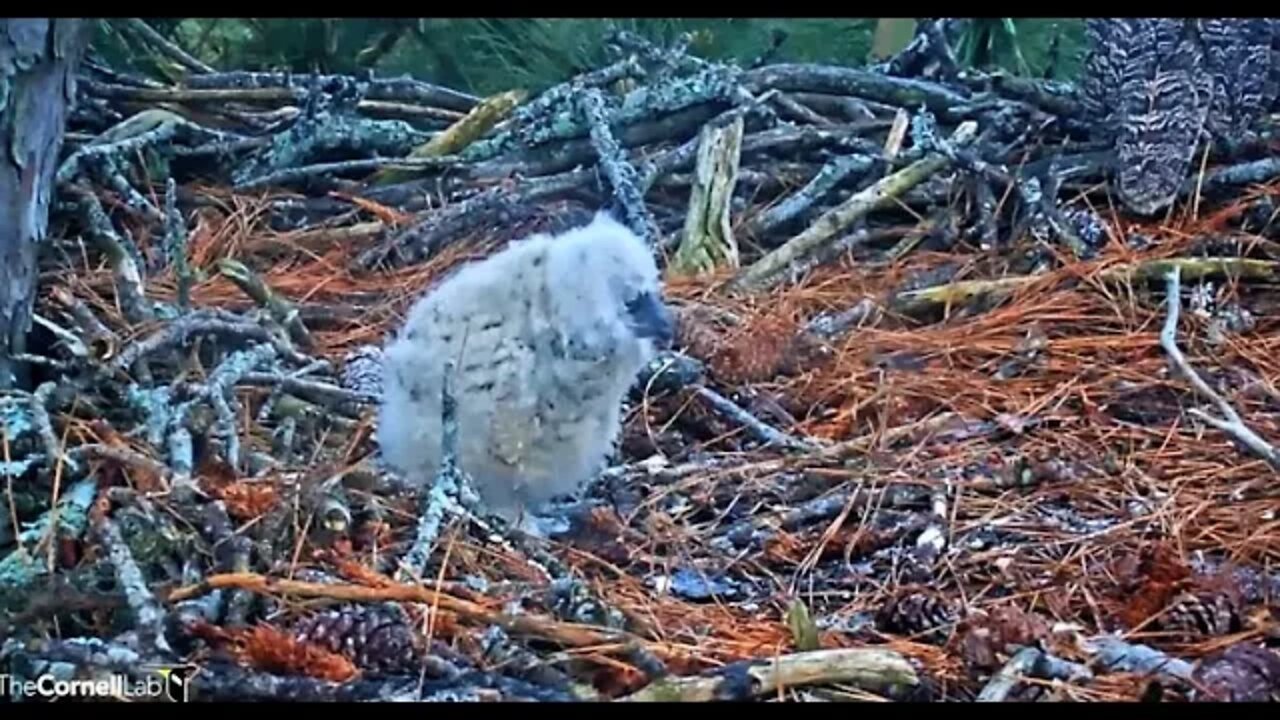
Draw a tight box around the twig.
[72,443,173,485]
[57,116,179,185]
[805,298,881,340]
[72,189,153,324]
[0,479,98,603]
[396,360,477,582]
[181,71,479,111]
[215,259,315,349]
[26,384,77,478]
[621,648,918,701]
[188,661,575,702]
[234,155,460,192]
[237,372,372,415]
[890,275,1037,318]
[745,63,970,115]
[122,18,215,75]
[1099,257,1280,285]
[48,287,118,360]
[744,153,877,240]
[732,120,978,291]
[359,167,592,267]
[578,87,659,244]
[165,572,677,661]
[371,90,524,184]
[111,309,305,374]
[93,516,173,654]
[91,153,165,224]
[1159,267,1280,467]
[1192,156,1280,194]
[976,645,1091,702]
[163,178,194,311]
[1080,635,1195,682]
[694,386,815,452]
[170,344,278,473]
[463,66,742,164]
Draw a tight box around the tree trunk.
[0,19,90,389]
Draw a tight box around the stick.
[732,120,977,291]
[694,386,816,452]
[396,361,475,581]
[165,571,689,662]
[578,87,659,244]
[621,648,917,701]
[215,259,315,349]
[163,178,194,311]
[1159,267,1280,467]
[122,18,215,75]
[743,153,876,240]
[93,517,173,654]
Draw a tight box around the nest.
[2,20,1279,703]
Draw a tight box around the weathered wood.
[672,115,744,275]
[0,19,90,388]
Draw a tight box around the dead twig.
[621,648,918,701]
[1159,266,1280,468]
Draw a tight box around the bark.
[0,19,90,388]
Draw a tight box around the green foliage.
[92,19,1087,95]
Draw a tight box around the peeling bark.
[0,18,90,388]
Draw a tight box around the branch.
[1159,267,1280,468]
[621,648,918,701]
[396,360,478,581]
[732,120,977,291]
[93,516,173,654]
[578,87,659,244]
[122,18,215,75]
[694,386,815,452]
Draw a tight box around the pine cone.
[1157,589,1243,639]
[341,344,384,399]
[1194,644,1280,702]
[293,604,421,675]
[875,587,956,638]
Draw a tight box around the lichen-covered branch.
[71,188,154,323]
[164,178,195,311]
[694,386,815,452]
[93,516,173,654]
[578,87,659,244]
[121,18,215,75]
[397,361,478,581]
[0,479,98,607]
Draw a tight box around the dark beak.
[626,292,676,348]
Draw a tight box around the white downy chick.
[377,211,674,526]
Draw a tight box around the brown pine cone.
[875,587,956,638]
[292,604,422,675]
[1157,589,1243,639]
